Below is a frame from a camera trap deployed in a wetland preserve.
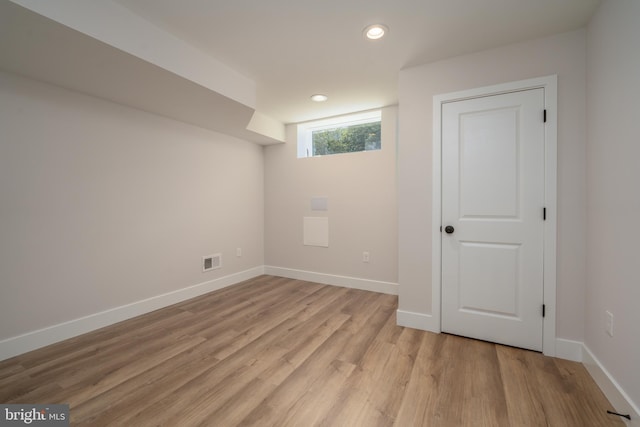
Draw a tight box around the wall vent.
[203,254,222,272]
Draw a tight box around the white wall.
[0,71,264,343]
[586,0,640,411]
[398,30,587,341]
[264,107,397,290]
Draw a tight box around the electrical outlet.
[236,248,242,257]
[605,310,614,337]
[363,251,370,263]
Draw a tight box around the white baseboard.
[582,345,640,426]
[264,266,398,295]
[396,309,439,333]
[554,338,584,362]
[0,266,265,362]
[5,265,637,427]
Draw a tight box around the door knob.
[445,225,455,234]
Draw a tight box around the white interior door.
[441,89,545,351]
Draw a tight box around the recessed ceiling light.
[310,94,328,102]
[364,24,388,40]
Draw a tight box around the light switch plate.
[311,197,328,211]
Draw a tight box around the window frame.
[297,110,382,158]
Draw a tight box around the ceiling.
[2,0,599,144]
[113,0,599,124]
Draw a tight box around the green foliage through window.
[312,122,381,156]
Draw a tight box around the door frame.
[432,75,557,356]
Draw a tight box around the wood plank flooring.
[0,275,623,426]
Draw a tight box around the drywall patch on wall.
[303,217,329,247]
[310,196,328,211]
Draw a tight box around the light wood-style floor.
[0,275,623,426]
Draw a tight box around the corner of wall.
[583,344,640,426]
[0,267,265,362]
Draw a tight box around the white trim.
[583,345,640,426]
[202,253,222,272]
[302,109,381,132]
[0,266,265,361]
[396,310,438,332]
[542,76,558,358]
[431,90,444,333]
[297,109,382,158]
[432,75,558,356]
[264,266,398,295]
[555,338,584,362]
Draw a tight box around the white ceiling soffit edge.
[4,0,285,145]
[246,111,287,144]
[9,0,256,107]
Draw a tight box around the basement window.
[297,110,381,158]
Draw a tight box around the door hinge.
[440,225,442,232]
[542,304,546,317]
[543,207,547,221]
[543,109,547,123]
